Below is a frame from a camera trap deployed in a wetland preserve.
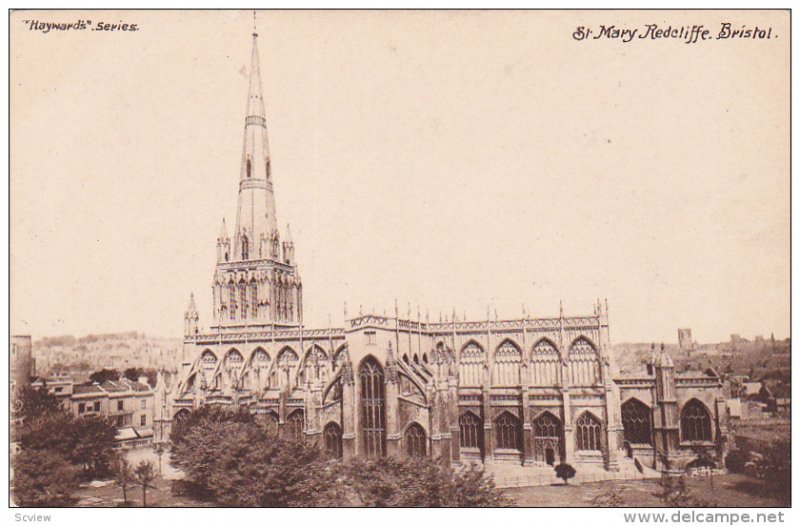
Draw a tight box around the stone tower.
[210,30,302,329]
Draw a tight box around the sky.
[10,10,790,343]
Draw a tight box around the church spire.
[234,28,279,261]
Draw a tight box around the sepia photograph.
[6,6,792,515]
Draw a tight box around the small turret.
[217,218,230,263]
[282,223,295,264]
[184,293,199,337]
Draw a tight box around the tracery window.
[531,339,561,386]
[495,412,522,451]
[250,281,258,318]
[286,410,304,441]
[459,342,487,387]
[680,399,712,442]
[239,281,248,320]
[359,357,385,458]
[228,282,237,320]
[405,423,427,458]
[493,340,522,386]
[621,398,652,445]
[576,411,602,451]
[323,422,343,458]
[276,348,299,390]
[459,412,483,450]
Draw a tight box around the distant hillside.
[33,331,182,381]
[612,337,791,382]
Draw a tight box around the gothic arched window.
[228,282,237,320]
[287,409,304,441]
[459,342,486,387]
[531,339,561,386]
[241,236,249,260]
[493,340,522,386]
[459,412,483,450]
[576,412,602,451]
[680,399,712,442]
[323,422,343,458]
[359,357,385,458]
[495,412,522,451]
[246,158,252,178]
[622,398,653,445]
[405,423,427,459]
[250,280,258,318]
[239,281,248,320]
[276,348,299,390]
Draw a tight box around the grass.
[506,473,788,508]
[74,475,208,508]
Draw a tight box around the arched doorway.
[405,423,427,458]
[359,357,385,458]
[532,411,562,465]
[323,422,343,459]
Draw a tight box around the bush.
[749,439,790,504]
[13,449,79,507]
[554,463,576,485]
[339,456,512,507]
[725,448,750,474]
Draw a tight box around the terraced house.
[163,30,728,473]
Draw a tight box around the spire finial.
[253,10,258,37]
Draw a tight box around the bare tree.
[114,455,133,506]
[133,460,157,507]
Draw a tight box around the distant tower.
[11,335,33,416]
[207,29,302,328]
[677,328,695,353]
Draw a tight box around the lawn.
[505,473,788,508]
[74,475,209,508]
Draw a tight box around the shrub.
[724,448,750,474]
[554,463,576,485]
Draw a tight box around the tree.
[170,407,511,507]
[170,405,255,447]
[133,461,157,507]
[17,385,63,421]
[70,416,118,479]
[18,409,117,481]
[339,457,512,507]
[554,463,576,485]
[123,367,157,386]
[12,449,79,507]
[114,455,133,506]
[89,368,120,384]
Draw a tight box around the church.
[162,30,729,473]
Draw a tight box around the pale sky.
[10,10,789,343]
